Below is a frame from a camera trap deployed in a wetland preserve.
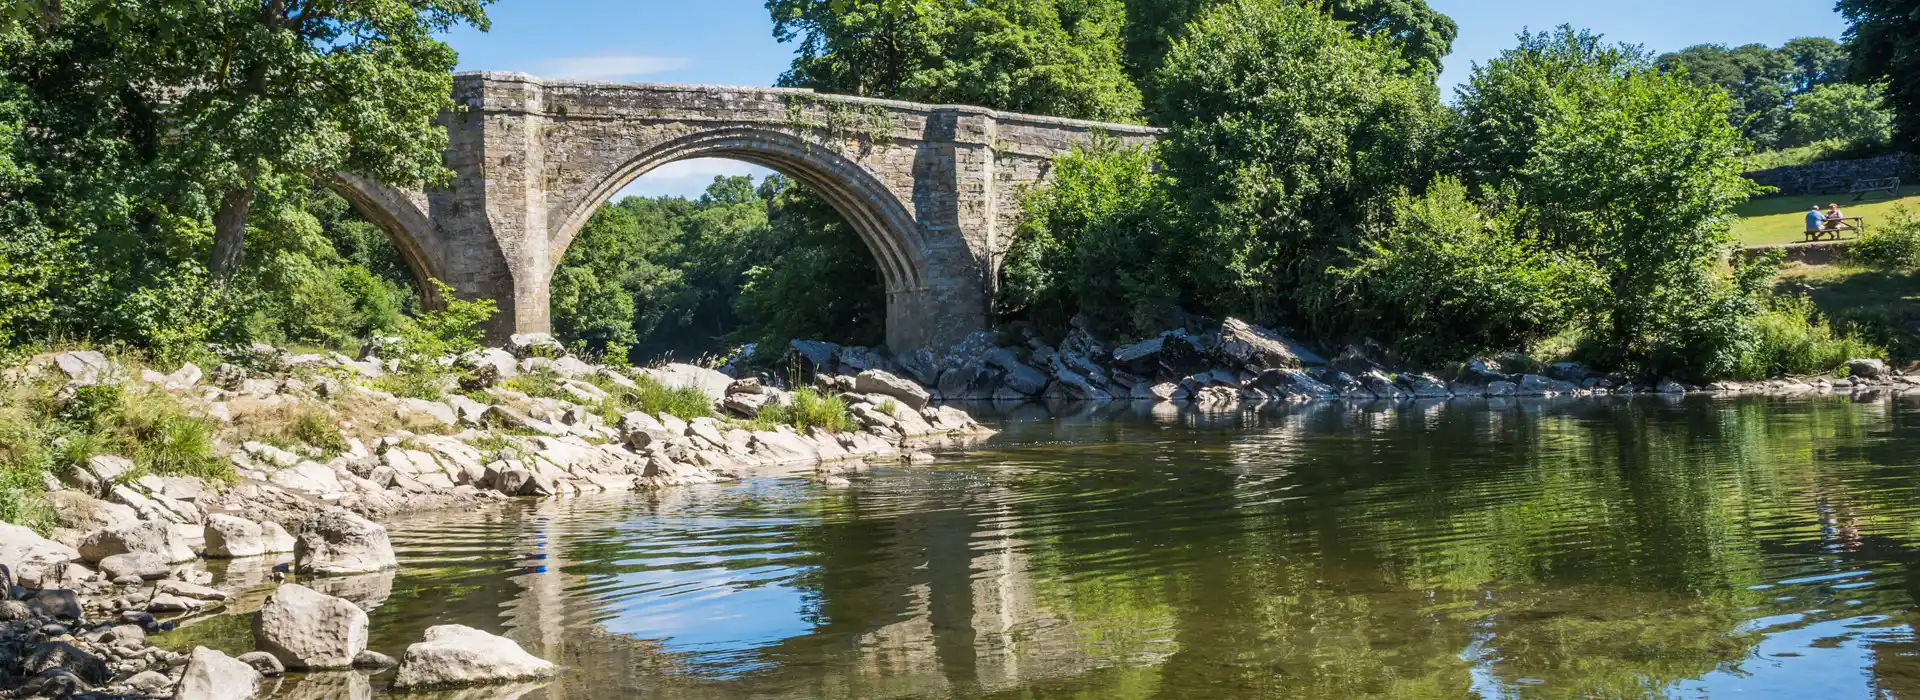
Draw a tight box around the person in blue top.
[1807,205,1826,233]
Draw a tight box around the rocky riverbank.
[764,317,1920,404]
[2,318,1911,698]
[0,337,991,698]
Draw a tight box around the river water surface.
[164,394,1920,699]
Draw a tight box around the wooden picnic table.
[1805,216,1865,242]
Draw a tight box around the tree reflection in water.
[160,394,1920,699]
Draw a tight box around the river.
[161,393,1920,699]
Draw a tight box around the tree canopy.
[1839,0,1920,152]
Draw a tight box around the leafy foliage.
[1152,0,1446,330]
[768,0,1143,122]
[1332,178,1602,363]
[552,175,883,362]
[1851,206,1920,270]
[1840,0,1920,152]
[1655,37,1858,151]
[754,387,856,433]
[999,140,1176,337]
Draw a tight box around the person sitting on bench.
[1808,205,1826,234]
[1825,203,1854,230]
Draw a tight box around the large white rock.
[0,522,80,585]
[269,461,345,496]
[175,646,263,700]
[261,521,297,553]
[391,624,557,690]
[638,363,733,403]
[203,514,267,558]
[77,520,194,564]
[294,508,398,575]
[853,370,931,410]
[253,584,368,669]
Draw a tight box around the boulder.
[507,333,567,359]
[354,649,398,669]
[1250,368,1338,400]
[1214,318,1316,371]
[751,431,821,464]
[269,461,346,497]
[42,490,139,532]
[24,641,109,685]
[294,508,398,575]
[1848,358,1889,380]
[203,514,267,558]
[1112,330,1208,378]
[77,520,193,564]
[50,350,114,384]
[69,454,132,497]
[236,650,286,677]
[483,405,566,436]
[391,624,558,690]
[788,340,842,375]
[639,363,734,403]
[176,646,264,700]
[723,392,772,418]
[853,370,930,410]
[1515,374,1579,396]
[262,521,297,553]
[253,583,369,669]
[22,589,81,620]
[1396,373,1453,399]
[98,552,169,582]
[983,348,1049,396]
[398,398,457,427]
[935,362,1001,401]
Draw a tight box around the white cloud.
[536,54,692,81]
[613,158,776,201]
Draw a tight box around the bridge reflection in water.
[177,393,1920,699]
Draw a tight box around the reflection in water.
[163,394,1920,698]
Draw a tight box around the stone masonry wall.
[1743,153,1917,197]
[356,72,1160,353]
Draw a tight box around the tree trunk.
[209,179,255,281]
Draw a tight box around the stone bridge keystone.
[346,72,1159,353]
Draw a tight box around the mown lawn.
[1734,191,1920,247]
[1776,263,1920,364]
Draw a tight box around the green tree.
[1332,178,1601,362]
[128,0,492,279]
[769,0,1142,121]
[999,140,1175,337]
[1122,0,1456,93]
[1839,0,1920,152]
[1152,0,1446,329]
[1657,37,1858,151]
[733,177,886,349]
[1456,27,1647,191]
[1519,51,1765,377]
[1784,81,1894,150]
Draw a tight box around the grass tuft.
[754,387,855,433]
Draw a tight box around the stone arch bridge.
[339,72,1159,353]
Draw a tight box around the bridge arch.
[328,173,446,307]
[549,128,929,308]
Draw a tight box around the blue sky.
[443,0,1849,200]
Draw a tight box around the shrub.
[1333,178,1602,363]
[755,387,855,433]
[1000,140,1177,337]
[1851,207,1920,270]
[615,374,714,422]
[379,279,499,400]
[1152,0,1446,327]
[1733,294,1883,379]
